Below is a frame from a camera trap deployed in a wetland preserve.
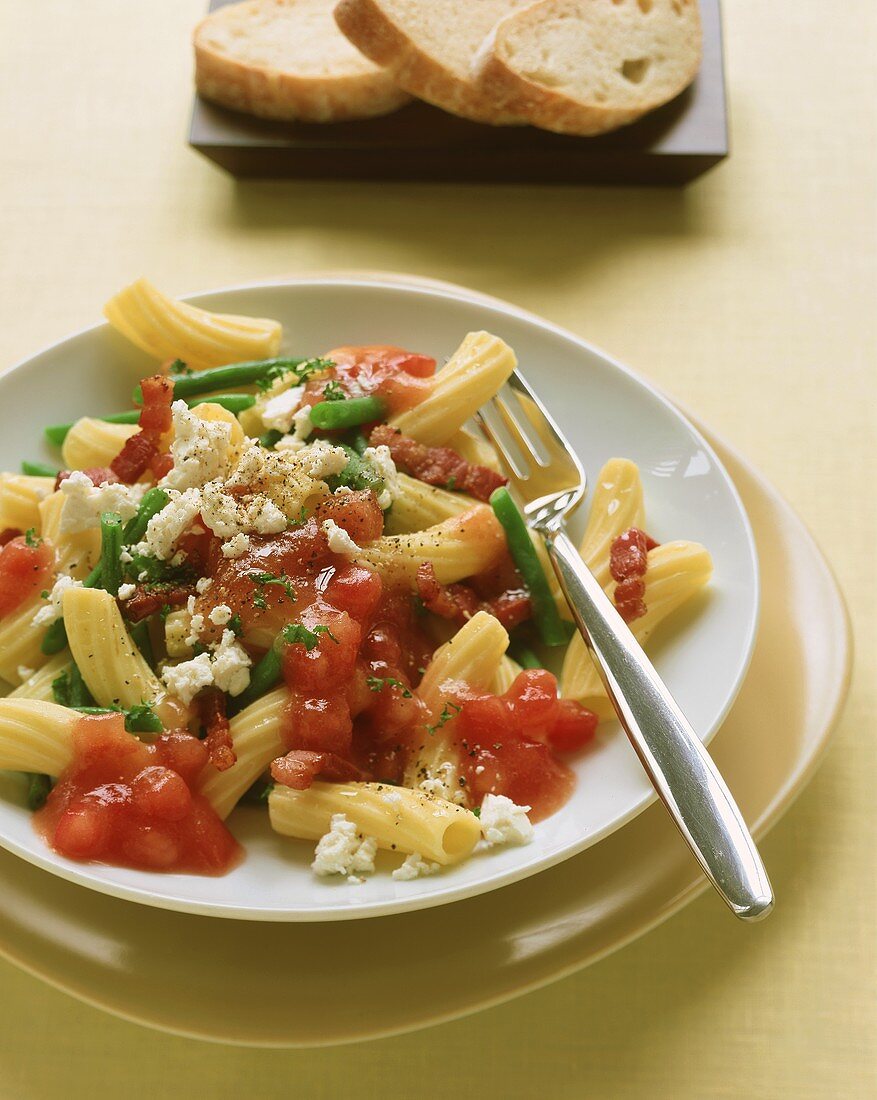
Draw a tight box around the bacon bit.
[54,467,120,491]
[122,584,195,623]
[199,689,236,772]
[416,561,532,629]
[369,424,507,503]
[270,749,366,790]
[0,528,22,546]
[610,527,659,623]
[110,374,175,483]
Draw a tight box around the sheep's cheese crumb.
[185,613,205,647]
[32,574,82,626]
[119,548,133,565]
[117,583,137,601]
[160,652,214,705]
[362,444,400,510]
[161,400,233,491]
[261,384,305,433]
[58,472,145,535]
[303,439,349,480]
[138,487,203,561]
[196,576,213,594]
[392,852,440,881]
[311,813,378,881]
[221,533,250,559]
[273,404,313,451]
[322,518,361,558]
[479,794,534,848]
[161,628,251,703]
[208,603,233,626]
[419,761,466,805]
[17,666,35,682]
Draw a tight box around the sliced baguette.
[334,0,533,124]
[194,0,412,122]
[478,0,703,135]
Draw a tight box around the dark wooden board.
[188,0,728,186]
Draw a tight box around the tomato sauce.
[0,535,54,618]
[36,714,240,874]
[302,345,436,415]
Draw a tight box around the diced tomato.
[322,564,383,622]
[321,345,436,413]
[35,714,240,875]
[282,692,353,755]
[547,700,599,753]
[0,535,54,618]
[505,669,560,733]
[270,749,365,790]
[282,604,361,696]
[314,490,384,545]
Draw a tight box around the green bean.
[45,394,257,446]
[129,620,155,670]
[122,487,169,545]
[132,357,304,403]
[21,461,59,477]
[327,445,384,496]
[348,430,370,455]
[99,512,123,596]
[309,395,386,431]
[73,704,163,734]
[232,645,282,711]
[26,773,52,811]
[489,487,568,647]
[259,429,283,450]
[508,642,542,670]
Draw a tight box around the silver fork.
[476,370,774,922]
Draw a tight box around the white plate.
[0,277,759,920]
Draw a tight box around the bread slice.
[478,0,703,136]
[334,0,533,124]
[194,0,412,122]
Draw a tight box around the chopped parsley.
[472,806,481,819]
[427,702,461,735]
[227,613,244,637]
[445,476,457,491]
[366,675,413,698]
[249,571,296,610]
[256,356,335,392]
[24,528,41,547]
[126,552,195,588]
[281,623,339,651]
[51,664,95,709]
[169,358,191,375]
[322,380,346,402]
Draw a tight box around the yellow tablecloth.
[0,2,874,1096]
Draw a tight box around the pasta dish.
[0,280,713,884]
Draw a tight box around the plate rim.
[0,274,761,921]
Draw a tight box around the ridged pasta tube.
[389,332,516,446]
[580,458,646,588]
[8,654,71,703]
[0,599,50,686]
[269,782,481,865]
[198,687,287,820]
[62,588,183,727]
[490,654,523,695]
[0,474,55,531]
[61,418,138,471]
[384,473,477,535]
[0,699,77,776]
[404,612,509,794]
[445,428,502,473]
[104,278,282,370]
[560,541,713,713]
[356,505,505,588]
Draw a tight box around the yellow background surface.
[0,2,874,1097]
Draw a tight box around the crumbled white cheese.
[185,613,205,647]
[195,575,213,594]
[117,583,137,601]
[119,548,133,565]
[273,404,313,451]
[419,761,466,805]
[161,400,233,491]
[261,384,305,433]
[322,518,361,558]
[311,814,379,880]
[392,852,440,881]
[362,444,400,510]
[58,472,146,535]
[208,629,251,696]
[137,487,202,561]
[160,652,214,705]
[221,533,251,559]
[303,439,349,480]
[208,604,233,626]
[17,666,35,682]
[479,794,534,848]
[32,574,82,626]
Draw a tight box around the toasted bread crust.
[194,2,411,123]
[334,0,524,125]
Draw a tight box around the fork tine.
[495,385,552,469]
[507,370,586,485]
[476,403,530,481]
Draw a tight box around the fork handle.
[543,526,773,922]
